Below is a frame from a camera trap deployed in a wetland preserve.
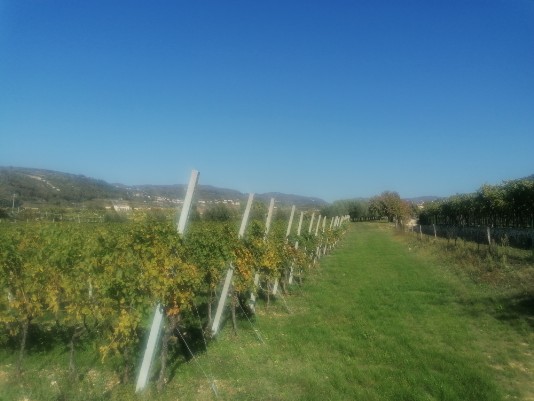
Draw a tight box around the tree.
[348,200,369,221]
[320,199,370,221]
[369,191,412,224]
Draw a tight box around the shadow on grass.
[167,302,213,382]
[1,322,65,354]
[493,293,534,331]
[167,299,262,383]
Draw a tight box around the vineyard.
[415,224,534,250]
[418,179,534,229]
[414,179,534,251]
[3,171,532,399]
[0,177,348,398]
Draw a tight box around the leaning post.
[264,198,275,239]
[314,215,322,260]
[289,210,303,284]
[251,198,275,307]
[211,193,254,336]
[272,204,295,295]
[286,205,296,239]
[315,215,321,236]
[323,217,329,254]
[135,169,199,393]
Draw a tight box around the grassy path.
[156,223,531,401]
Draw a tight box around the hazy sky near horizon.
[1,1,533,202]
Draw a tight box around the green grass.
[1,222,533,400]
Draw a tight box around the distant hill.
[121,183,245,203]
[0,167,125,207]
[256,192,326,206]
[0,166,327,208]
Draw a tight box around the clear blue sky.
[1,1,533,202]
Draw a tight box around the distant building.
[112,201,131,212]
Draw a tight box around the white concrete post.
[297,211,304,238]
[211,193,254,336]
[239,193,254,239]
[286,205,296,239]
[272,203,294,296]
[136,169,199,393]
[314,215,322,261]
[264,198,275,238]
[253,198,275,303]
[308,212,315,234]
[135,304,164,393]
[289,210,304,285]
[323,217,329,254]
[177,169,199,235]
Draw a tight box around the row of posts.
[135,169,348,393]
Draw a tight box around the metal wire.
[176,326,220,399]
[262,282,292,314]
[236,298,265,344]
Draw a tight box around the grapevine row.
[0,210,347,388]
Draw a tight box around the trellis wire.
[176,326,220,399]
[236,297,266,344]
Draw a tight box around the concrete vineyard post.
[272,204,295,295]
[289,211,304,284]
[135,305,164,393]
[322,217,327,254]
[252,198,275,304]
[314,215,322,260]
[177,169,199,235]
[211,193,254,336]
[315,215,321,236]
[136,169,199,393]
[297,211,304,238]
[266,198,279,295]
[286,205,296,238]
[264,198,275,239]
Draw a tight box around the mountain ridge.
[0,166,328,208]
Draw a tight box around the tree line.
[320,177,534,231]
[419,179,534,228]
[320,191,415,225]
